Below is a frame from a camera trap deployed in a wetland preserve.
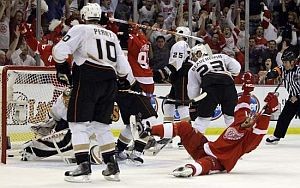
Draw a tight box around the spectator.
[138,0,158,25]
[249,36,264,74]
[115,0,133,21]
[0,0,11,50]
[261,40,278,69]
[149,35,171,72]
[254,25,268,49]
[147,14,173,43]
[100,0,119,15]
[11,43,37,66]
[0,49,8,65]
[276,38,292,66]
[9,10,24,49]
[44,0,68,23]
[226,3,245,52]
[258,58,278,85]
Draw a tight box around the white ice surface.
[1,135,300,188]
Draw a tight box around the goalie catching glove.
[55,61,72,86]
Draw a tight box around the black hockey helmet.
[281,50,297,61]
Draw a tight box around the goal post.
[0,66,65,164]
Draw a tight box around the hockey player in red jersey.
[19,19,72,66]
[127,26,154,94]
[113,25,159,164]
[134,72,279,177]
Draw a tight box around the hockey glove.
[241,72,254,84]
[242,83,254,95]
[130,81,143,92]
[55,61,72,86]
[153,64,176,83]
[189,102,199,121]
[117,76,131,90]
[264,92,279,114]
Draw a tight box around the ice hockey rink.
[1,135,300,188]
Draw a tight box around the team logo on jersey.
[112,105,120,122]
[211,92,260,121]
[223,127,244,140]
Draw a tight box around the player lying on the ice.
[20,88,73,161]
[133,84,279,177]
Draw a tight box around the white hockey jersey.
[53,24,131,77]
[187,54,241,99]
[168,40,190,71]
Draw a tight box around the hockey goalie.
[20,88,73,162]
[20,88,103,164]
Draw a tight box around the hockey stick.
[258,75,285,115]
[41,129,75,164]
[119,90,207,105]
[109,18,204,43]
[150,138,173,156]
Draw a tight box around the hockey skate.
[127,150,144,165]
[115,150,129,161]
[102,157,120,181]
[64,161,92,183]
[170,166,193,178]
[144,136,157,150]
[265,136,280,145]
[30,118,56,137]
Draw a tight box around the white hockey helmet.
[80,3,102,21]
[191,44,212,61]
[175,26,191,42]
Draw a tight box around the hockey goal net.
[0,66,65,164]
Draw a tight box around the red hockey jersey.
[206,94,270,172]
[20,23,70,66]
[128,31,154,87]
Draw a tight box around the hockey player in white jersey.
[188,44,241,133]
[53,3,131,182]
[154,26,192,124]
[152,26,193,147]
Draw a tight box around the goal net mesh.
[0,66,66,163]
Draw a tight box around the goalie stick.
[41,129,75,164]
[119,90,207,105]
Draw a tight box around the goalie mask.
[191,44,212,61]
[175,26,191,42]
[80,3,102,21]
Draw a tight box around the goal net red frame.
[0,66,65,164]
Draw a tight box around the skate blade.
[104,173,120,182]
[126,158,143,166]
[265,141,279,145]
[64,175,91,183]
